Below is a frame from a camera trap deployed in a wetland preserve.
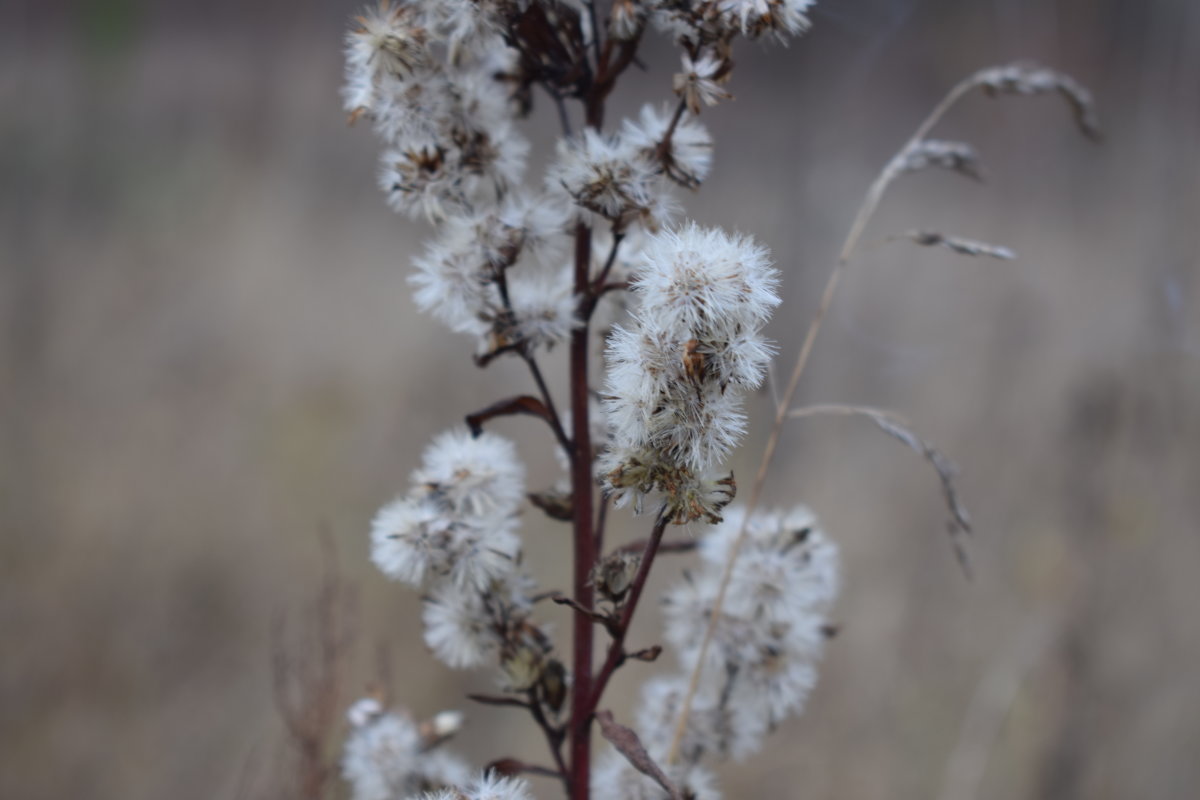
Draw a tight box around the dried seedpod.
[538,658,568,714]
[590,550,642,605]
[501,642,547,693]
[528,487,574,521]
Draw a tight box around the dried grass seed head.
[975,61,1102,141]
[895,139,986,181]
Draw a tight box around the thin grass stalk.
[664,75,983,765]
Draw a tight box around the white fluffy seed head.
[547,129,675,230]
[341,705,473,800]
[652,504,840,756]
[413,428,525,520]
[422,580,500,669]
[674,51,730,114]
[631,222,780,340]
[370,428,526,590]
[343,2,431,117]
[508,267,580,350]
[410,222,499,337]
[342,711,420,800]
[718,0,816,39]
[591,745,721,800]
[623,103,714,188]
[600,223,779,511]
[441,771,535,800]
[654,0,816,45]
[369,495,451,586]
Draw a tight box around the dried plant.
[314,3,1098,800]
[270,535,357,800]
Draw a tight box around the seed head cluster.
[599,223,779,523]
[592,506,838,797]
[341,3,844,799]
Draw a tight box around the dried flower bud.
[528,487,574,521]
[501,642,546,692]
[418,709,466,748]
[538,658,568,714]
[590,550,642,604]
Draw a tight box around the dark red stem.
[568,221,596,800]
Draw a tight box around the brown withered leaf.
[528,487,573,521]
[595,710,683,800]
[466,395,554,437]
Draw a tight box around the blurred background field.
[2,1,1199,798]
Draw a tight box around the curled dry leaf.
[595,710,683,800]
[465,394,555,437]
[974,62,1102,141]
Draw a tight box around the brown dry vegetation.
[3,1,1199,799]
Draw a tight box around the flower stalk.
[336,4,1097,800]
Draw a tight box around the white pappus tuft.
[673,52,731,115]
[631,222,779,338]
[342,707,471,800]
[414,771,535,800]
[546,128,677,231]
[653,0,816,45]
[409,195,574,353]
[717,0,816,39]
[508,267,581,350]
[622,103,714,189]
[413,428,526,519]
[422,580,503,669]
[657,505,839,758]
[370,428,525,591]
[343,1,431,118]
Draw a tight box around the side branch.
[588,510,670,709]
[521,354,573,454]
